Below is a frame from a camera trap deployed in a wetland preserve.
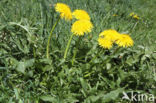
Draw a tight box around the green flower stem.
[46,17,60,58]
[64,33,74,59]
[71,48,77,65]
[71,37,81,65]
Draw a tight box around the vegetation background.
[0,0,155,102]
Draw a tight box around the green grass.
[0,0,156,102]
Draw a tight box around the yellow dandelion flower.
[130,12,135,16]
[113,14,118,16]
[71,20,93,36]
[55,3,72,20]
[99,29,121,42]
[72,9,90,20]
[98,38,113,49]
[130,12,139,20]
[115,34,134,47]
[133,15,139,20]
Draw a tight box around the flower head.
[130,12,139,20]
[99,29,121,42]
[115,34,134,47]
[130,12,135,16]
[133,15,139,20]
[71,20,93,36]
[72,10,90,20]
[113,14,118,16]
[55,3,72,20]
[98,37,113,49]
